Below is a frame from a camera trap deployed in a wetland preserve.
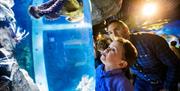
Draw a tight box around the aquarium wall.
[31,0,95,91]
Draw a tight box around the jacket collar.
[97,64,123,78]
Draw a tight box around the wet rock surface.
[0,59,39,91]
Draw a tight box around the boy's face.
[101,41,125,67]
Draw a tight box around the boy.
[96,38,137,91]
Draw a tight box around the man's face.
[107,22,129,40]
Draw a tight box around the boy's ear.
[119,61,128,68]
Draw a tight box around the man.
[106,19,180,91]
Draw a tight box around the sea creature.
[28,0,84,22]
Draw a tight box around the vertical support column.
[32,0,49,91]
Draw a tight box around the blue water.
[12,0,95,91]
[156,20,180,37]
[43,29,94,91]
[30,0,95,91]
[13,0,34,79]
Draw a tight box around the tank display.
[31,0,95,91]
[0,0,95,91]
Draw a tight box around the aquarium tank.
[11,0,95,91]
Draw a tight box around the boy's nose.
[99,50,104,54]
[101,49,108,56]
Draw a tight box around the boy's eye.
[111,48,115,52]
[106,47,116,53]
[108,47,115,52]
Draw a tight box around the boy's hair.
[115,38,137,67]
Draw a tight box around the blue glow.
[156,20,180,37]
[32,0,95,91]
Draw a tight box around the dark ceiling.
[92,0,180,36]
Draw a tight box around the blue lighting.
[32,0,95,91]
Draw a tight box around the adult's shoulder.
[131,32,165,41]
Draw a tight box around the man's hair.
[105,19,127,28]
[115,38,137,67]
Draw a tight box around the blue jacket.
[130,33,180,89]
[96,64,133,91]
